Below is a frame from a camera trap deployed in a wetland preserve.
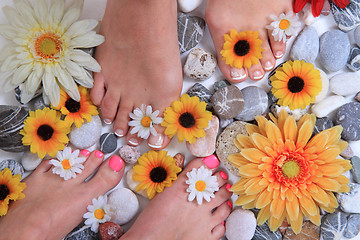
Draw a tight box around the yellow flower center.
[94,209,105,220]
[141,116,152,127]
[61,159,71,170]
[282,161,300,178]
[35,33,62,60]
[279,19,290,30]
[195,180,206,192]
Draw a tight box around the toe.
[76,150,104,182]
[113,99,133,137]
[126,130,143,147]
[147,125,171,150]
[208,184,233,209]
[248,63,265,81]
[90,72,106,106]
[182,155,220,174]
[268,31,286,59]
[34,159,52,173]
[212,223,226,240]
[100,89,121,125]
[259,34,276,72]
[212,201,232,228]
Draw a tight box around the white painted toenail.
[275,51,284,58]
[103,119,112,125]
[115,129,124,137]
[230,67,246,80]
[253,71,264,80]
[148,133,164,149]
[264,61,274,71]
[128,138,139,146]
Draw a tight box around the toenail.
[80,149,90,157]
[202,155,219,169]
[220,171,228,180]
[222,221,225,226]
[253,71,264,80]
[114,129,124,137]
[103,119,112,125]
[275,51,284,58]
[230,67,246,80]
[148,133,164,149]
[128,138,139,146]
[95,150,104,158]
[227,200,233,208]
[226,184,232,192]
[108,155,124,172]
[264,61,274,71]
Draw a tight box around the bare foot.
[122,156,232,240]
[0,151,124,240]
[91,0,182,149]
[206,0,292,83]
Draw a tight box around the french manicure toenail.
[95,150,104,158]
[202,155,219,169]
[148,133,164,149]
[275,51,284,58]
[128,138,139,146]
[227,201,233,208]
[230,68,246,80]
[115,129,124,137]
[226,184,232,192]
[264,61,274,71]
[253,71,264,80]
[103,119,112,125]
[108,155,124,172]
[220,171,228,180]
[80,149,90,157]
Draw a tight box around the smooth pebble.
[270,104,309,121]
[337,183,360,213]
[69,115,102,149]
[177,0,203,13]
[0,159,24,176]
[107,188,139,225]
[330,72,360,96]
[347,47,360,71]
[320,211,347,240]
[100,133,117,154]
[21,151,42,171]
[336,102,360,141]
[331,0,360,32]
[313,117,334,135]
[344,214,360,238]
[314,69,329,104]
[235,86,268,122]
[186,83,213,110]
[178,13,205,53]
[119,145,140,164]
[311,95,346,118]
[211,85,244,119]
[290,26,319,63]
[225,208,257,240]
[351,156,360,183]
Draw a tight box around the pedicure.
[230,67,246,80]
[202,155,219,169]
[80,149,90,157]
[264,61,274,71]
[275,51,284,58]
[253,71,264,80]
[103,119,112,125]
[95,150,104,158]
[108,155,124,172]
[114,129,124,137]
[226,183,232,192]
[128,138,139,146]
[222,221,225,226]
[227,200,233,208]
[148,133,164,149]
[220,171,228,180]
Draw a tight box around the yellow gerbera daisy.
[0,168,26,216]
[270,60,322,110]
[161,94,212,144]
[53,86,98,128]
[228,110,351,234]
[133,150,181,199]
[220,29,264,69]
[20,107,70,158]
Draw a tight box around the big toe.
[147,125,171,150]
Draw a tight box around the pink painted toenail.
[109,155,124,172]
[220,171,228,180]
[95,150,104,158]
[80,149,90,157]
[226,184,232,192]
[264,61,274,71]
[227,201,233,208]
[128,138,139,146]
[103,119,112,125]
[115,129,124,137]
[253,71,264,80]
[275,51,284,58]
[202,155,219,169]
[222,221,225,226]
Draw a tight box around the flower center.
[150,167,167,183]
[65,98,81,113]
[61,159,71,170]
[195,180,206,192]
[234,40,250,56]
[37,124,54,141]
[179,112,195,128]
[281,161,300,178]
[0,184,10,201]
[287,76,305,93]
[34,33,62,60]
[141,116,152,128]
[94,209,105,220]
[279,19,290,30]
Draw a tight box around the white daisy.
[186,166,219,205]
[83,195,111,233]
[266,11,301,43]
[128,104,163,139]
[49,146,85,180]
[0,0,104,105]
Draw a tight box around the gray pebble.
[0,159,24,177]
[69,115,102,149]
[65,224,98,240]
[219,118,234,129]
[31,96,49,110]
[21,151,42,171]
[213,80,231,92]
[331,0,360,32]
[211,85,244,119]
[235,86,268,122]
[290,26,319,63]
[253,223,282,240]
[186,83,213,110]
[344,214,360,238]
[351,156,360,183]
[119,145,140,164]
[320,211,347,240]
[355,25,360,47]
[14,85,42,105]
[340,144,354,159]
[313,117,334,135]
[100,133,117,153]
[177,12,205,53]
[347,47,360,71]
[319,30,350,72]
[336,102,360,141]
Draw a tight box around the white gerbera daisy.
[186,166,219,205]
[266,11,301,43]
[0,0,104,105]
[83,195,111,233]
[128,104,163,139]
[49,146,85,180]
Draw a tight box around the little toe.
[126,130,143,147]
[268,32,286,59]
[248,63,265,81]
[113,100,133,138]
[100,90,121,125]
[76,150,104,182]
[212,201,232,228]
[147,125,171,150]
[90,72,106,106]
[212,223,226,240]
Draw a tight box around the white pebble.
[184,48,217,80]
[330,72,360,96]
[311,95,346,118]
[21,151,42,171]
[177,0,203,13]
[302,3,320,25]
[225,208,257,240]
[69,115,102,149]
[107,188,139,225]
[314,69,329,104]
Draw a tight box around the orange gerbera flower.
[228,110,351,234]
[220,29,264,69]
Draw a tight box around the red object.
[294,0,350,17]
[99,222,124,240]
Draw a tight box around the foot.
[91,0,182,149]
[206,0,292,83]
[122,156,232,240]
[0,151,124,240]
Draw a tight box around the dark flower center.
[0,184,10,201]
[65,99,81,113]
[150,167,167,183]
[287,76,305,93]
[179,112,195,128]
[37,124,54,141]
[234,40,250,56]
